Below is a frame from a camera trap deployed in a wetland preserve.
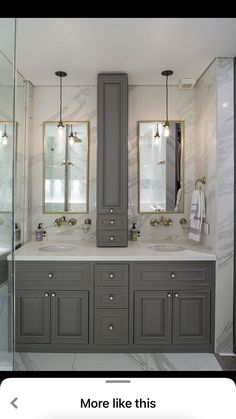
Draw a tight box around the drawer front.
[94,309,128,344]
[96,230,128,247]
[97,215,128,230]
[95,287,128,308]
[16,262,90,284]
[95,264,128,286]
[132,262,213,287]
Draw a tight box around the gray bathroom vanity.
[14,241,215,353]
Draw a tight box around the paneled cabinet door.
[16,291,50,344]
[134,291,172,344]
[51,291,89,344]
[173,291,211,344]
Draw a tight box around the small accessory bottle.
[15,223,21,242]
[36,223,44,241]
[130,222,138,241]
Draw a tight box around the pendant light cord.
[60,75,62,123]
[166,75,169,123]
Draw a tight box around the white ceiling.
[16,18,236,86]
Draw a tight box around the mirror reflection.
[0,122,14,212]
[138,121,184,213]
[43,121,89,213]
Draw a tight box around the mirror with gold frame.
[43,121,89,214]
[138,120,184,213]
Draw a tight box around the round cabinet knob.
[109,273,114,279]
[110,220,114,225]
[108,324,114,331]
[110,236,114,241]
[44,292,49,298]
[171,272,176,278]
[109,295,114,301]
[167,293,172,298]
[174,293,179,298]
[48,273,53,278]
[109,208,114,213]
[51,292,56,298]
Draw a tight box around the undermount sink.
[39,243,78,252]
[148,243,185,252]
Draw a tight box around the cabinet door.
[51,291,89,344]
[173,291,211,344]
[97,73,128,214]
[16,291,50,344]
[134,291,172,344]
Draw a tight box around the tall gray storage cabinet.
[96,73,128,247]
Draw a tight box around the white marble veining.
[11,238,216,261]
[14,352,222,371]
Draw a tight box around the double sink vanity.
[13,240,216,353]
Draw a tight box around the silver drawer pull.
[44,292,49,298]
[109,208,114,213]
[108,324,114,331]
[51,292,56,298]
[174,293,179,298]
[48,272,53,278]
[171,272,176,278]
[110,220,114,225]
[110,236,114,241]
[167,293,172,298]
[109,273,114,278]
[109,295,114,301]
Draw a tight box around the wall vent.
[178,78,196,89]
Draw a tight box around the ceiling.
[16,18,236,86]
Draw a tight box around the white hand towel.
[188,189,206,242]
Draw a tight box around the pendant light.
[161,69,173,137]
[154,123,160,140]
[73,132,82,143]
[2,124,8,145]
[55,71,67,137]
[69,124,75,145]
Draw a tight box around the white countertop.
[10,239,216,261]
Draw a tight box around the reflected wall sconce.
[55,71,67,137]
[2,124,8,145]
[161,69,173,137]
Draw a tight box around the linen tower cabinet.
[96,73,128,247]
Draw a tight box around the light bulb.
[58,125,64,137]
[154,137,159,146]
[163,124,170,137]
[2,136,8,145]
[69,137,74,145]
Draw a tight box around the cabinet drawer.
[94,309,128,344]
[97,215,128,230]
[94,264,128,286]
[16,262,90,284]
[95,287,128,308]
[132,262,213,287]
[97,230,128,247]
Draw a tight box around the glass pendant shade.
[2,124,8,145]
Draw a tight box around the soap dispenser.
[130,222,138,241]
[36,223,44,241]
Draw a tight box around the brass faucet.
[150,216,173,227]
[54,216,77,227]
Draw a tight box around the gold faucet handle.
[68,218,77,226]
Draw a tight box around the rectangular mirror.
[138,120,184,213]
[43,121,89,213]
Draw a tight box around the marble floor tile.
[14,352,222,371]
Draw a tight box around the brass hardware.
[179,218,187,225]
[84,218,91,225]
[167,293,172,298]
[171,273,176,278]
[150,216,173,227]
[51,292,56,298]
[44,292,49,298]
[174,293,179,298]
[109,273,114,278]
[195,176,206,189]
[48,273,53,278]
[110,220,114,225]
[109,295,114,301]
[156,160,166,165]
[110,236,114,241]
[108,324,114,331]
[54,216,77,227]
[109,208,114,213]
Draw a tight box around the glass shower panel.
[0,18,16,371]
